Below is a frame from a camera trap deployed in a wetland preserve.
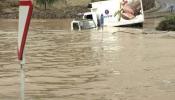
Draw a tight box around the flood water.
[0,19,175,100]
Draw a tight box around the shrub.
[156,16,175,31]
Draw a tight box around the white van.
[83,0,144,27]
[83,12,98,27]
[71,19,97,31]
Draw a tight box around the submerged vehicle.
[71,19,97,31]
[71,0,144,30]
[84,0,144,27]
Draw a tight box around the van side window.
[73,23,79,30]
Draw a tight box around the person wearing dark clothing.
[100,14,104,30]
[169,5,174,13]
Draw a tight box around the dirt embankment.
[0,0,155,19]
[142,0,155,11]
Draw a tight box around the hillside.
[0,0,155,19]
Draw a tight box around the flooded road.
[0,19,175,100]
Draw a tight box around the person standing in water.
[100,14,104,30]
[169,5,174,13]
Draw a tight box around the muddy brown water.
[0,19,175,100]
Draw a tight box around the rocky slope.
[0,0,155,19]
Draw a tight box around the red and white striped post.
[18,0,33,100]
